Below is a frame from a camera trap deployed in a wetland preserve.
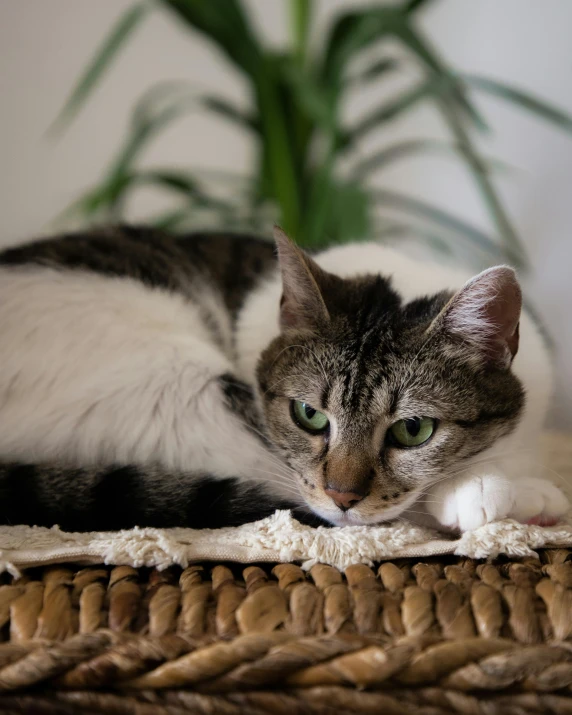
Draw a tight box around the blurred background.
[1,0,572,426]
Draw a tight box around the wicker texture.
[0,551,570,712]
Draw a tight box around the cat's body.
[0,226,567,531]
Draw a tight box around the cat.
[0,224,567,532]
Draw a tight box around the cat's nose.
[324,487,364,511]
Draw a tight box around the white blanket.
[0,510,571,577]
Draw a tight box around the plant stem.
[290,0,311,67]
[256,72,301,237]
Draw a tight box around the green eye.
[291,400,329,433]
[388,417,436,447]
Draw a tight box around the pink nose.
[324,488,364,511]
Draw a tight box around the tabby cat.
[0,225,567,532]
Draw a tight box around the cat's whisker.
[247,472,298,487]
[214,413,300,477]
[393,514,429,526]
[251,481,302,498]
[253,478,300,494]
[275,488,303,498]
[248,459,296,476]
[430,451,525,483]
[245,467,299,485]
[526,461,571,488]
[413,492,446,504]
[410,453,570,521]
[267,485,300,498]
[395,508,439,518]
[433,445,563,483]
[241,455,298,476]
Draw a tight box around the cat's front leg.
[425,471,569,532]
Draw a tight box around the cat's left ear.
[274,226,332,331]
[435,265,522,368]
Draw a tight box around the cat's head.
[255,228,525,526]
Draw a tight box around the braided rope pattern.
[0,550,570,712]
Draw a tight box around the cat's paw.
[427,473,514,532]
[426,474,569,532]
[509,477,569,527]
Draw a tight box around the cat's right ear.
[432,265,522,369]
[274,226,331,331]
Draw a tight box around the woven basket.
[0,432,570,713]
[0,550,571,714]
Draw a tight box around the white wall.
[1,0,572,426]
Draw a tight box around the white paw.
[509,477,569,526]
[427,473,514,531]
[426,474,569,532]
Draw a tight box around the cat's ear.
[274,226,331,330]
[435,265,522,368]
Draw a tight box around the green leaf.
[346,57,398,87]
[339,28,484,149]
[321,7,400,86]
[431,86,527,267]
[403,0,437,12]
[461,73,572,134]
[130,80,259,133]
[106,98,198,188]
[295,122,339,247]
[372,189,506,261]
[49,2,150,134]
[63,92,203,222]
[132,79,196,124]
[144,12,299,236]
[390,18,488,133]
[201,96,260,133]
[61,165,243,227]
[135,169,199,196]
[135,170,241,215]
[54,175,134,225]
[341,80,434,149]
[320,6,486,132]
[387,20,524,262]
[327,181,372,244]
[380,19,525,264]
[158,0,263,78]
[281,61,334,129]
[147,202,244,232]
[148,207,195,231]
[254,57,302,237]
[100,84,239,212]
[351,138,514,180]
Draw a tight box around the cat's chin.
[306,491,423,527]
[309,506,408,527]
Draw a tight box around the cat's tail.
[0,462,324,531]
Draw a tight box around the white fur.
[0,242,567,529]
[424,471,568,531]
[0,267,294,499]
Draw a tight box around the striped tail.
[0,462,326,531]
